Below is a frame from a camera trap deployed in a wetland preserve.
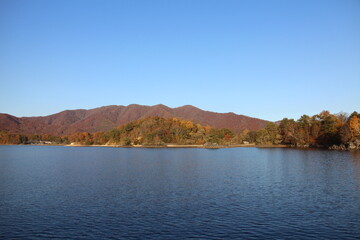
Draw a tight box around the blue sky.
[0,0,359,121]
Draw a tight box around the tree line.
[246,111,360,148]
[1,111,359,149]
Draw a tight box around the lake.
[0,146,360,239]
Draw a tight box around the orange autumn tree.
[349,113,360,139]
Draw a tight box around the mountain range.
[0,104,269,135]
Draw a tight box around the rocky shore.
[329,142,360,151]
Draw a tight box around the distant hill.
[0,104,269,135]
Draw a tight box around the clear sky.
[0,0,359,121]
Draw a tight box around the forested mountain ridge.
[0,104,268,135]
[0,111,359,150]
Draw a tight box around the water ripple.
[0,146,360,239]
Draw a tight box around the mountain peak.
[179,104,196,108]
[152,104,169,109]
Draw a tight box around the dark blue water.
[0,146,360,239]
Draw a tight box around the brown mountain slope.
[0,104,269,135]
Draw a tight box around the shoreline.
[1,144,358,151]
[0,143,292,149]
[66,143,259,149]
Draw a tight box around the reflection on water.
[0,146,359,239]
[351,150,360,162]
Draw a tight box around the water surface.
[1,146,360,239]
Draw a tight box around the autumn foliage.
[249,111,360,148]
[1,111,359,148]
[74,117,236,146]
[0,117,236,146]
